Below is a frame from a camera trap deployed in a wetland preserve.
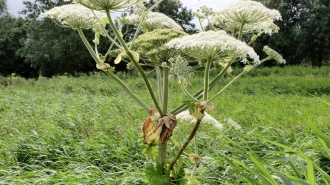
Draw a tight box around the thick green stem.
[168,109,205,171]
[203,59,212,101]
[105,10,163,115]
[77,28,99,63]
[238,23,245,41]
[158,135,168,173]
[156,67,163,107]
[162,65,169,113]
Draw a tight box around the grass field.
[0,66,329,184]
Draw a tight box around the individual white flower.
[43,4,107,31]
[176,110,223,131]
[166,30,259,63]
[122,12,183,31]
[76,0,144,11]
[263,45,286,64]
[210,1,281,34]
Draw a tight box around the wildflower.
[122,12,183,31]
[130,29,187,66]
[42,4,107,31]
[263,46,286,64]
[76,0,144,11]
[210,1,281,35]
[166,31,259,63]
[216,1,281,24]
[169,56,194,83]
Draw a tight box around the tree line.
[0,0,329,79]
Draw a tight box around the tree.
[18,0,103,77]
[298,0,330,67]
[253,0,303,65]
[0,16,39,79]
[255,0,330,66]
[0,0,7,16]
[145,0,198,33]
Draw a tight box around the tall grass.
[0,66,329,184]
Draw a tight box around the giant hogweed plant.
[43,0,285,184]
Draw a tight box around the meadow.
[0,66,329,184]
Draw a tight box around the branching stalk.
[170,59,233,115]
[77,28,100,63]
[105,10,163,115]
[168,109,205,170]
[129,0,165,48]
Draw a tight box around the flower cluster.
[263,46,286,64]
[192,6,214,19]
[169,56,194,83]
[42,4,107,31]
[76,0,144,11]
[130,29,187,66]
[166,30,259,63]
[121,12,183,31]
[209,1,281,35]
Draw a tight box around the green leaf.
[145,162,171,185]
[249,153,278,185]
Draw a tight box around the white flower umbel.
[122,12,183,31]
[216,1,281,24]
[177,111,223,131]
[76,0,143,11]
[210,1,281,35]
[263,45,286,64]
[43,4,107,30]
[166,30,259,63]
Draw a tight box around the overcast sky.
[8,0,240,15]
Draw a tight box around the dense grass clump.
[0,66,329,184]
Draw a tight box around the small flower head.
[43,4,107,31]
[263,45,286,64]
[130,28,187,66]
[122,12,183,31]
[193,6,214,19]
[169,56,194,83]
[76,0,143,11]
[166,30,259,63]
